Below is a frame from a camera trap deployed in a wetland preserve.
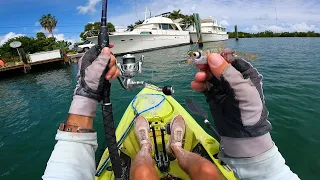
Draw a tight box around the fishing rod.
[98,0,122,178]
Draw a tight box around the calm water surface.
[1,38,320,179]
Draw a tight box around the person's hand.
[191,53,229,92]
[69,44,120,117]
[191,53,273,157]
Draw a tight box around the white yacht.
[189,18,228,43]
[87,14,190,55]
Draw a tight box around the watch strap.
[59,123,95,133]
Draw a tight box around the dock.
[0,57,66,72]
[68,53,84,63]
[0,52,85,74]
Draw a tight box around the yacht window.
[161,24,169,30]
[169,24,174,30]
[140,32,152,34]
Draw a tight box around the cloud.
[77,0,101,14]
[34,28,46,33]
[52,33,81,48]
[54,34,65,41]
[34,28,59,34]
[220,20,229,26]
[290,23,318,32]
[35,22,40,26]
[248,23,319,33]
[255,14,269,20]
[0,32,25,46]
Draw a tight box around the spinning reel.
[117,54,174,95]
[117,54,145,91]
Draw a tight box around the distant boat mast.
[144,7,152,21]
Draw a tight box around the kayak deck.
[95,85,237,180]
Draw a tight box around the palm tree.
[182,15,195,25]
[135,20,144,26]
[168,10,184,20]
[39,14,58,38]
[127,24,135,31]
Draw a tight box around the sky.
[0,0,319,45]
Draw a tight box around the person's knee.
[199,162,220,179]
[131,166,158,180]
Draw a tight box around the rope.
[131,94,166,115]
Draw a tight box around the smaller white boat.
[86,13,190,55]
[189,18,228,43]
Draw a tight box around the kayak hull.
[95,85,237,180]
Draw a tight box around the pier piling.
[235,25,239,41]
[193,13,203,48]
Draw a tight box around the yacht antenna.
[149,8,152,18]
[144,6,147,21]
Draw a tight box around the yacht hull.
[87,34,190,55]
[190,32,228,43]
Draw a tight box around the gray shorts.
[218,145,300,180]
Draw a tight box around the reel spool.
[118,54,143,78]
[117,54,174,95]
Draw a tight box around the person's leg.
[130,116,158,180]
[168,115,220,180]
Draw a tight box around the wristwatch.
[58,114,95,133]
[58,123,95,133]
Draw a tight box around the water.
[1,38,320,179]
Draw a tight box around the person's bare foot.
[166,115,186,153]
[134,116,152,152]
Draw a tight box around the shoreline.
[229,37,320,38]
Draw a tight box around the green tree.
[36,32,46,40]
[127,24,135,31]
[80,22,116,40]
[168,9,185,20]
[39,14,58,38]
[182,15,195,25]
[167,10,194,27]
[126,20,144,31]
[0,35,74,59]
[135,20,144,26]
[227,30,320,38]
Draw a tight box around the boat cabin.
[200,18,227,34]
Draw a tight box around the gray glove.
[205,58,273,157]
[69,45,111,117]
